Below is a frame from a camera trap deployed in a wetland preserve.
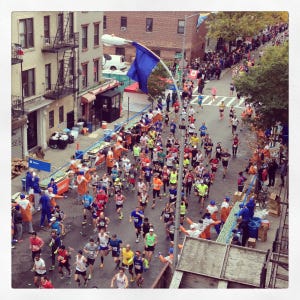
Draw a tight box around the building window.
[82,63,88,88]
[94,23,100,46]
[49,110,54,128]
[58,13,64,41]
[82,25,88,49]
[146,18,153,32]
[94,60,99,82]
[22,68,35,97]
[45,64,51,90]
[59,106,64,123]
[44,16,50,42]
[58,59,64,85]
[69,56,74,76]
[19,18,34,48]
[120,16,127,29]
[177,19,185,34]
[115,47,125,56]
[103,15,107,30]
[69,12,74,38]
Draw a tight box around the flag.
[196,13,209,29]
[127,42,160,94]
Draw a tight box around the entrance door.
[66,111,75,129]
[27,111,38,150]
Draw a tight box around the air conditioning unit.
[120,27,127,31]
[44,37,50,45]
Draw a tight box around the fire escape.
[42,12,79,100]
[268,181,289,288]
[11,43,26,124]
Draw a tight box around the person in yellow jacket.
[121,244,135,282]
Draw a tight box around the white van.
[102,54,127,71]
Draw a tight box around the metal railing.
[41,32,79,50]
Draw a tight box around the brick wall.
[103,11,207,63]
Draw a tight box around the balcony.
[11,43,23,65]
[41,32,79,53]
[11,96,24,118]
[44,82,78,100]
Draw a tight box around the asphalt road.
[11,64,256,289]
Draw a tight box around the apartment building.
[76,12,121,129]
[11,11,120,159]
[103,11,208,64]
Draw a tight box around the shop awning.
[81,92,96,104]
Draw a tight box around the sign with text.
[28,158,51,172]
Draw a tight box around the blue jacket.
[40,194,51,211]
[32,177,41,194]
[238,206,251,222]
[246,199,255,218]
[25,171,34,191]
[47,182,58,194]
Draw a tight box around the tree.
[147,62,169,100]
[206,12,288,49]
[233,42,288,128]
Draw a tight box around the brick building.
[103,11,208,65]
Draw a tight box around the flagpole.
[101,34,184,270]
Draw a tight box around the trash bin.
[75,150,84,159]
[21,177,26,192]
[87,122,93,133]
[248,217,262,239]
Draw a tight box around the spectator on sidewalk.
[17,193,34,234]
[32,176,42,211]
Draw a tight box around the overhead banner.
[28,158,51,172]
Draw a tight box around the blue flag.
[196,13,209,29]
[127,42,160,94]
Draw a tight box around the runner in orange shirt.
[151,174,163,209]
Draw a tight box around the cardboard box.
[268,192,280,203]
[268,208,281,217]
[247,237,256,248]
[233,191,244,203]
[258,225,268,242]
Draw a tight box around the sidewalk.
[11,105,150,196]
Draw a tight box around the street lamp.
[101,34,185,270]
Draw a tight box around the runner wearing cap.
[144,227,157,263]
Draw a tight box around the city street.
[11,63,262,289]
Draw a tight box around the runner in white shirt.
[98,228,110,268]
[74,250,88,287]
[111,267,128,288]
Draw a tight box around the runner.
[138,189,149,211]
[115,190,126,220]
[74,250,88,288]
[144,227,157,263]
[57,245,72,279]
[83,238,99,280]
[32,253,47,288]
[97,228,110,268]
[133,250,145,287]
[232,134,240,157]
[152,173,163,209]
[130,206,144,243]
[110,267,128,288]
[120,244,135,282]
[218,100,225,120]
[220,148,231,178]
[108,233,123,270]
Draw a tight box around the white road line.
[226,97,237,107]
[235,98,245,108]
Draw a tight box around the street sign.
[28,158,51,172]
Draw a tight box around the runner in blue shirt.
[130,207,145,243]
[108,233,123,270]
[82,191,94,224]
[199,122,208,147]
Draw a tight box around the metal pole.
[127,96,130,122]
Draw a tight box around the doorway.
[27,111,38,150]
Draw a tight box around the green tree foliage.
[206,11,288,45]
[234,42,288,128]
[147,62,169,99]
